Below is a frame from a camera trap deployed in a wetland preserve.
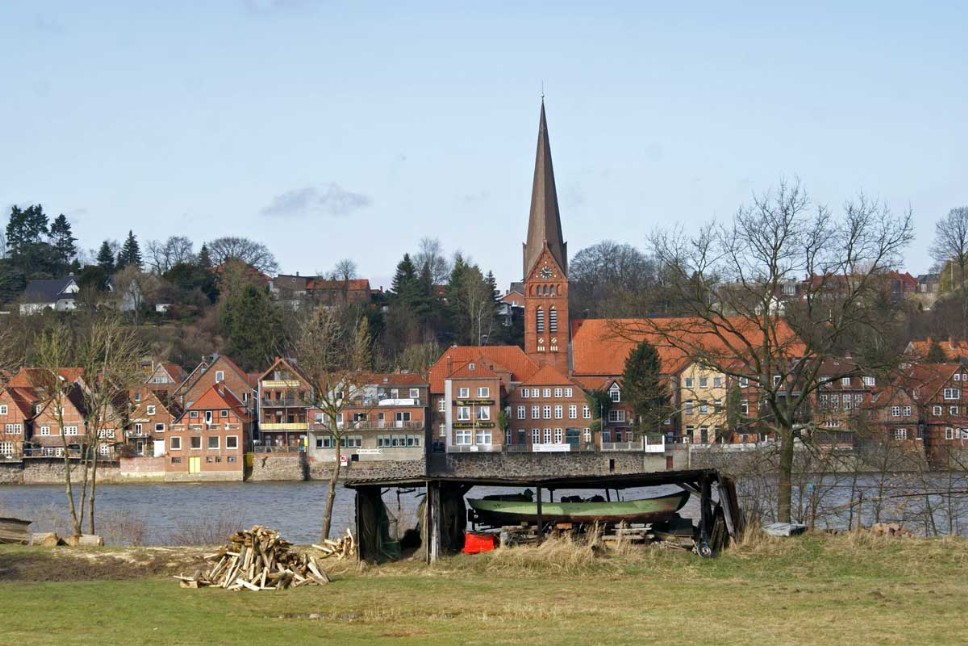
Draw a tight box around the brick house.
[176,354,256,412]
[506,365,593,450]
[257,357,312,452]
[125,387,179,457]
[0,387,34,459]
[168,383,251,479]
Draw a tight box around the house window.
[773,376,782,387]
[438,424,446,438]
[854,394,863,404]
[893,428,907,441]
[863,376,875,387]
[554,428,563,444]
[0,441,14,455]
[549,307,558,332]
[134,423,143,433]
[65,426,79,436]
[713,376,723,388]
[457,407,471,421]
[841,377,851,386]
[532,428,540,444]
[190,411,199,418]
[933,405,942,415]
[684,377,694,388]
[564,388,573,397]
[170,437,181,450]
[554,405,563,419]
[208,436,219,450]
[455,430,472,446]
[0,405,7,415]
[891,406,900,417]
[477,387,490,398]
[945,427,955,440]
[532,405,540,419]
[517,406,526,420]
[543,405,552,419]
[739,377,749,387]
[215,370,224,383]
[568,404,577,419]
[155,423,165,432]
[583,428,591,443]
[944,388,960,400]
[475,429,491,445]
[4,423,22,434]
[190,436,201,449]
[607,410,625,423]
[409,388,420,399]
[609,385,621,402]
[685,401,694,415]
[699,401,708,414]
[521,388,529,398]
[543,388,552,398]
[478,407,490,421]
[220,410,228,417]
[146,405,156,416]
[740,401,749,415]
[950,406,959,416]
[458,387,470,398]
[40,426,51,436]
[438,399,446,412]
[902,406,912,416]
[699,376,708,388]
[536,307,545,333]
[554,388,563,398]
[714,399,723,413]
[543,428,552,443]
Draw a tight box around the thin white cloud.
[261,183,372,217]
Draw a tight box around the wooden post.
[427,481,441,564]
[354,488,364,562]
[535,486,543,534]
[699,474,713,545]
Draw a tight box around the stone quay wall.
[430,451,668,480]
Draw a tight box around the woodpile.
[311,528,356,560]
[175,525,330,591]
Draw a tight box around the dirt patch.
[0,547,209,582]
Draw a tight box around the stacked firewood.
[312,528,356,560]
[175,525,330,591]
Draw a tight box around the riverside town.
[1,4,966,643]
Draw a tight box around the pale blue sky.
[1,1,965,290]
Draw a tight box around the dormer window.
[609,384,621,403]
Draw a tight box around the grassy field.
[0,532,965,645]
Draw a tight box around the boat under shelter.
[344,468,743,563]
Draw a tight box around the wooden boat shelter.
[344,468,743,563]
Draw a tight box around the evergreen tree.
[221,284,285,371]
[925,340,947,363]
[117,231,143,270]
[621,340,670,434]
[197,244,212,269]
[390,254,419,301]
[5,205,49,255]
[48,214,77,266]
[96,241,116,273]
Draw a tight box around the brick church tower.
[522,100,569,372]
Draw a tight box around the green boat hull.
[468,490,690,526]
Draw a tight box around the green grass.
[1,533,966,645]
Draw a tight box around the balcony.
[261,379,302,388]
[312,421,425,432]
[261,397,310,408]
[260,422,309,431]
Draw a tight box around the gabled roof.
[258,356,311,385]
[447,361,499,380]
[571,317,803,378]
[1,387,37,418]
[21,276,77,304]
[897,363,960,403]
[429,346,538,393]
[906,338,968,362]
[520,364,577,387]
[184,384,251,422]
[7,367,85,389]
[362,372,428,387]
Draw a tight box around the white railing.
[446,444,503,453]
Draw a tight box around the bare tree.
[329,258,359,282]
[631,181,912,523]
[295,307,371,540]
[931,206,968,337]
[413,237,451,285]
[206,236,279,274]
[146,236,195,274]
[34,313,143,536]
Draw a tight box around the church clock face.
[539,265,553,279]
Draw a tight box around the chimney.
[446,356,453,376]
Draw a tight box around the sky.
[1,1,965,291]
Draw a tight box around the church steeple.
[523,100,567,279]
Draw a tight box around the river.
[0,474,963,545]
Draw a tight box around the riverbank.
[0,531,964,644]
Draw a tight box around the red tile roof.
[447,361,499,380]
[186,384,251,421]
[571,317,803,378]
[520,364,577,387]
[907,338,968,362]
[428,346,538,393]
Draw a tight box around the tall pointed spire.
[523,99,567,278]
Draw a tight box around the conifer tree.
[117,231,143,270]
[197,244,212,269]
[49,214,77,266]
[622,340,670,434]
[96,241,116,273]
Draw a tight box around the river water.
[0,474,963,545]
